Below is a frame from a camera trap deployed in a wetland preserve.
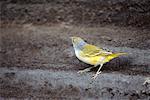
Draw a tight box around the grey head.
[71,37,87,50]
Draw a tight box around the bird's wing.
[81,44,112,57]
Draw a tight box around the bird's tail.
[105,52,127,63]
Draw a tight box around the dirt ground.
[0,0,150,100]
[0,23,150,100]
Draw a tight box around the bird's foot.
[77,70,86,74]
[92,71,102,79]
[77,67,92,74]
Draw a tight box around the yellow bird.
[71,36,127,79]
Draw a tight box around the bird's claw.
[92,71,102,79]
[92,75,97,79]
[77,70,85,74]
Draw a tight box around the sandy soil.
[0,23,150,99]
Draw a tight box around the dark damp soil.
[1,0,150,28]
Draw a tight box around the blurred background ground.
[0,0,150,99]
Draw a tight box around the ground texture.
[0,0,150,99]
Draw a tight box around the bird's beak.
[70,37,74,43]
[70,37,74,40]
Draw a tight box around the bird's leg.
[77,67,93,74]
[92,64,103,79]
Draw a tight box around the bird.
[71,36,127,79]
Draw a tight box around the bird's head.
[70,36,87,50]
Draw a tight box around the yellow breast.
[75,50,104,65]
